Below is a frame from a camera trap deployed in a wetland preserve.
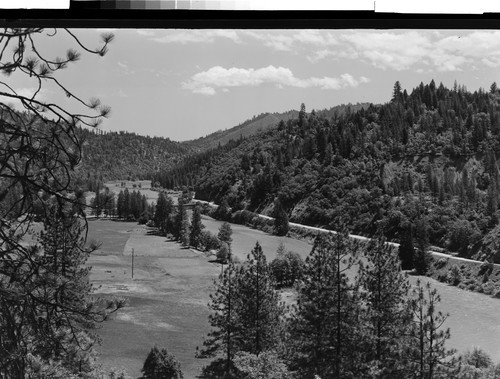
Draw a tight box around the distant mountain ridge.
[183,111,298,151]
[182,103,371,152]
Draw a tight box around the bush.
[460,347,493,369]
[492,290,500,298]
[232,210,257,226]
[447,264,462,286]
[141,346,183,379]
[216,242,231,264]
[482,282,496,295]
[479,261,494,276]
[269,249,304,288]
[447,219,482,258]
[434,257,448,269]
[234,351,291,379]
[199,230,221,252]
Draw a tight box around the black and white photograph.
[3,19,500,379]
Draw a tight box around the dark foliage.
[142,346,183,379]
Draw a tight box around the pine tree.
[289,231,361,378]
[236,242,283,355]
[399,225,415,270]
[142,346,183,379]
[414,218,431,275]
[154,192,168,233]
[392,81,403,102]
[174,199,188,240]
[164,195,175,236]
[117,190,125,218]
[190,204,204,249]
[0,29,117,376]
[358,237,412,377]
[197,262,241,378]
[273,198,289,236]
[2,203,124,377]
[180,215,190,248]
[407,280,456,378]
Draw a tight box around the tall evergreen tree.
[399,225,415,270]
[358,237,412,377]
[190,204,205,248]
[174,198,188,240]
[154,192,168,233]
[1,202,124,377]
[117,190,125,218]
[164,195,175,236]
[236,242,283,355]
[273,198,289,236]
[197,262,241,378]
[288,231,361,379]
[407,280,456,378]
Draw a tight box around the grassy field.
[88,219,217,378]
[88,217,500,378]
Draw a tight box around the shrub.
[232,210,257,226]
[234,351,291,379]
[141,346,183,379]
[479,261,494,276]
[447,264,462,286]
[199,230,221,252]
[460,347,493,369]
[447,219,482,258]
[437,273,447,283]
[269,249,304,289]
[482,282,496,295]
[216,242,230,264]
[434,257,448,269]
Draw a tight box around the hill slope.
[160,80,500,263]
[183,111,298,151]
[75,129,191,189]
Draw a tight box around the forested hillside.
[158,80,500,263]
[75,128,190,189]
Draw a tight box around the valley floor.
[89,217,500,378]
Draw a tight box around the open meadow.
[89,216,500,378]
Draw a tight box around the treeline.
[195,231,499,379]
[159,80,500,263]
[152,191,232,256]
[89,187,154,224]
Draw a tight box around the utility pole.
[132,248,134,278]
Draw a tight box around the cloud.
[135,30,156,37]
[117,61,134,75]
[135,29,500,72]
[152,29,241,44]
[320,30,500,72]
[242,30,339,52]
[117,89,128,98]
[182,65,370,95]
[340,31,431,71]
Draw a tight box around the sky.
[5,28,500,141]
